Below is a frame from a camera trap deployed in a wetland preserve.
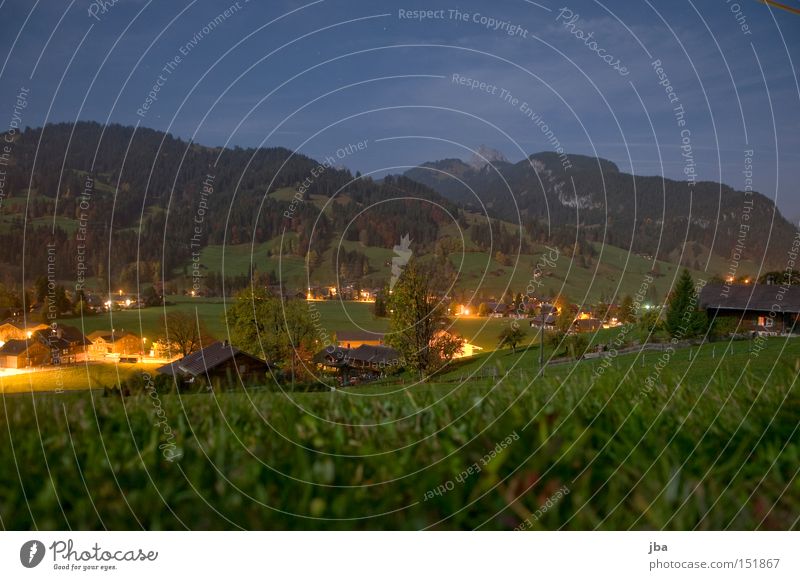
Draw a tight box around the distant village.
[1,274,798,389]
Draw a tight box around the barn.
[156,340,270,388]
[699,284,800,335]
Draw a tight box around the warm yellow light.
[125,299,131,307]
[118,289,123,296]
[26,331,32,338]
[190,290,196,297]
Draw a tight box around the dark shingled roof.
[574,318,602,331]
[156,341,268,377]
[0,338,36,355]
[313,344,402,367]
[699,284,800,313]
[35,325,89,346]
[530,314,556,326]
[0,319,27,331]
[348,344,401,365]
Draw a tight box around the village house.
[455,340,483,358]
[313,344,402,384]
[0,338,50,368]
[530,313,557,330]
[156,340,270,388]
[87,330,142,357]
[0,319,49,344]
[34,325,90,364]
[482,302,508,318]
[572,317,603,333]
[699,284,800,335]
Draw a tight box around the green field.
[0,336,796,530]
[58,298,521,352]
[191,236,713,303]
[447,244,711,303]
[0,362,163,393]
[60,298,229,341]
[439,331,800,383]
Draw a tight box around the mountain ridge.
[405,150,796,270]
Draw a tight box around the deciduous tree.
[386,260,462,377]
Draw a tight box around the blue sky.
[1,0,799,218]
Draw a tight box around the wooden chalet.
[314,344,403,384]
[0,338,50,368]
[699,284,800,334]
[156,340,270,388]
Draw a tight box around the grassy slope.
[60,298,229,341]
[194,237,710,304]
[0,336,796,530]
[0,362,163,393]
[58,299,525,354]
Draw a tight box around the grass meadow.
[58,298,521,352]
[0,336,796,530]
[188,235,734,303]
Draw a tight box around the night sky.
[1,0,799,218]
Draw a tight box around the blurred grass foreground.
[0,344,797,530]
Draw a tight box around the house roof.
[336,330,385,342]
[0,338,37,355]
[699,284,800,314]
[0,319,46,331]
[530,314,556,326]
[156,341,268,378]
[349,344,401,365]
[0,326,89,353]
[87,330,138,343]
[313,344,402,367]
[34,325,89,346]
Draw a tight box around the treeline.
[0,122,456,287]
